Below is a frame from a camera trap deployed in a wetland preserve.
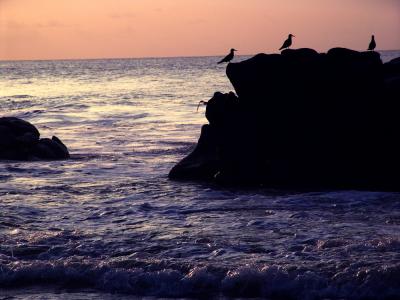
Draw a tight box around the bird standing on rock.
[368,35,376,51]
[279,34,295,50]
[217,48,237,64]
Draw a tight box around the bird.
[368,35,376,51]
[217,48,237,64]
[279,34,295,51]
[196,100,208,112]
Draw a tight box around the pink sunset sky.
[1,0,399,60]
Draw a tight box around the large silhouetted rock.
[0,117,69,161]
[169,124,219,180]
[384,56,400,97]
[169,48,400,190]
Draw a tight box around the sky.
[0,0,399,60]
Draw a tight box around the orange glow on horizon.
[1,0,399,60]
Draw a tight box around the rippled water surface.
[0,52,400,299]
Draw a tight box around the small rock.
[0,117,69,161]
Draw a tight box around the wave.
[0,260,399,299]
[9,95,32,99]
[125,145,196,157]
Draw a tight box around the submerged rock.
[0,117,69,161]
[170,48,400,190]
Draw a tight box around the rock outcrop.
[169,48,400,190]
[0,117,69,161]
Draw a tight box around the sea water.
[0,52,399,299]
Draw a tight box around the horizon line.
[1,49,399,63]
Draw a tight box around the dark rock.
[169,92,253,181]
[0,117,40,160]
[52,136,69,156]
[0,117,69,161]
[384,56,400,96]
[32,137,70,160]
[170,48,400,190]
[0,117,39,146]
[386,56,400,75]
[168,124,219,180]
[205,92,239,127]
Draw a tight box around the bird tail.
[217,60,223,64]
[279,46,284,51]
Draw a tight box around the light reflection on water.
[0,53,400,298]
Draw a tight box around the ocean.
[0,51,399,299]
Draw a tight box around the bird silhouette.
[279,34,295,50]
[217,48,237,64]
[368,35,376,51]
